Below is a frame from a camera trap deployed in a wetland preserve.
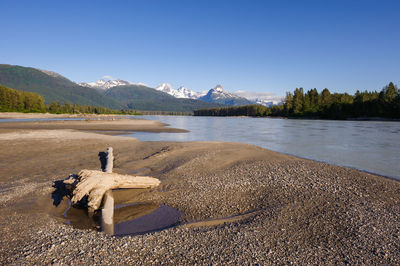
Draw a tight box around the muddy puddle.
[47,188,182,236]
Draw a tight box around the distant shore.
[0,112,187,133]
[0,112,141,120]
[194,114,400,122]
[0,117,399,264]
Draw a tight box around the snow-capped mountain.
[199,85,252,106]
[79,77,282,107]
[254,99,282,107]
[155,83,174,94]
[202,85,241,99]
[79,79,132,90]
[155,83,201,99]
[156,84,277,106]
[176,86,202,99]
[234,90,283,107]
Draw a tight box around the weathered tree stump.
[64,147,160,212]
[104,147,114,173]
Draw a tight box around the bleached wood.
[70,169,160,211]
[105,147,113,173]
[101,190,114,235]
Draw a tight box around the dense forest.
[0,84,45,112]
[0,85,140,115]
[139,110,193,116]
[194,82,400,119]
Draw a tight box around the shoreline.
[0,112,133,119]
[194,114,400,122]
[0,117,399,264]
[0,114,187,134]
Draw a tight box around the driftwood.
[70,170,160,211]
[101,190,114,235]
[104,147,114,173]
[64,147,160,212]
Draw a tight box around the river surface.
[126,116,400,180]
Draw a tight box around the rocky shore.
[0,117,399,264]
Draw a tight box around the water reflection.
[125,116,400,180]
[100,190,181,236]
[57,188,182,236]
[101,190,114,235]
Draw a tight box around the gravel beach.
[0,116,399,264]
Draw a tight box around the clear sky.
[1,0,399,97]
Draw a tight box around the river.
[126,116,400,180]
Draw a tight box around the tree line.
[194,82,400,119]
[194,104,271,117]
[139,110,193,116]
[0,84,45,112]
[0,85,141,115]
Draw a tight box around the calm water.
[127,116,400,180]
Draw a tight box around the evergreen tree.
[284,92,293,115]
[292,88,304,115]
[320,88,331,107]
[308,88,319,112]
[383,82,398,102]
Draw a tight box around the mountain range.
[77,78,258,106]
[155,82,280,106]
[154,83,253,105]
[79,79,132,90]
[103,84,224,112]
[0,65,224,112]
[0,64,281,112]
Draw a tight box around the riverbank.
[0,112,133,119]
[0,118,399,264]
[0,113,187,133]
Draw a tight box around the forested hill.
[195,82,400,119]
[0,64,123,109]
[0,84,140,115]
[0,84,45,112]
[0,64,224,112]
[104,85,225,112]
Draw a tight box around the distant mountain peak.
[199,85,252,106]
[79,78,132,90]
[213,85,224,92]
[234,90,283,107]
[156,83,173,92]
[156,83,200,99]
[206,85,241,99]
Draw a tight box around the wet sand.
[0,116,399,264]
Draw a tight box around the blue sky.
[1,0,399,97]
